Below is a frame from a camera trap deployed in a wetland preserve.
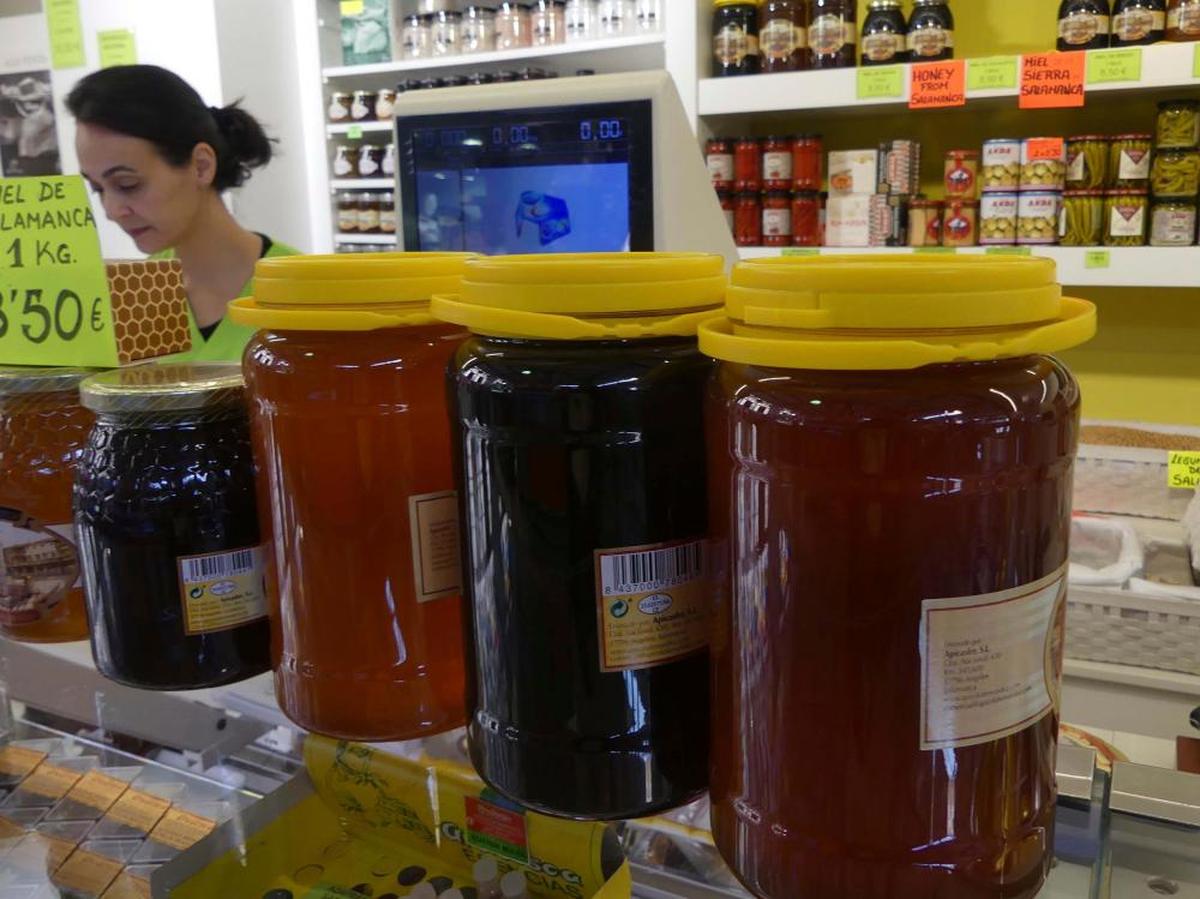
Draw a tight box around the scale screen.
[396,100,654,255]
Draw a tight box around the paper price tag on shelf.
[909,60,965,109]
[340,0,365,14]
[968,56,1018,92]
[1026,137,1066,161]
[914,247,958,254]
[1084,249,1111,269]
[347,124,364,139]
[1087,47,1143,84]
[857,65,905,100]
[1169,451,1200,488]
[1194,44,1200,78]
[1020,52,1085,109]
[985,246,1033,256]
[781,247,820,257]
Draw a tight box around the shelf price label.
[985,246,1033,256]
[1194,43,1200,79]
[914,247,958,254]
[909,60,965,109]
[1083,249,1111,269]
[1086,47,1143,84]
[1020,52,1085,109]
[857,65,906,101]
[1168,451,1200,489]
[968,56,1019,92]
[781,247,821,257]
[0,176,118,367]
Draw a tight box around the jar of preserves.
[792,134,823,191]
[76,364,271,689]
[382,142,397,177]
[379,191,397,234]
[1060,189,1105,245]
[233,254,474,740]
[1156,98,1200,148]
[430,10,462,54]
[1168,0,1200,37]
[375,88,397,120]
[0,368,94,643]
[763,190,793,245]
[565,0,598,39]
[760,0,806,73]
[462,5,497,50]
[435,253,722,819]
[1020,138,1067,191]
[942,198,978,246]
[532,0,565,44]
[908,0,954,60]
[598,0,632,34]
[1058,0,1113,50]
[358,193,381,233]
[719,190,736,234]
[1110,133,1154,187]
[735,191,763,245]
[980,192,1019,244]
[328,92,353,122]
[1152,147,1200,196]
[401,13,432,57]
[714,1,761,76]
[707,138,735,190]
[762,136,794,189]
[734,137,762,191]
[1105,188,1149,245]
[791,191,821,245]
[982,139,1021,191]
[332,144,360,178]
[809,0,856,69]
[351,90,378,121]
[944,149,979,198]
[1066,135,1110,188]
[636,0,662,30]
[702,255,1095,899]
[1150,197,1198,244]
[1019,191,1064,244]
[907,197,943,246]
[358,144,385,177]
[862,0,908,65]
[496,1,533,49]
[1112,0,1166,44]
[337,192,359,232]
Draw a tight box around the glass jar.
[1112,0,1167,44]
[982,139,1021,192]
[0,368,94,643]
[1151,147,1200,196]
[430,10,462,54]
[359,193,381,233]
[1157,99,1200,148]
[531,0,565,43]
[762,190,793,245]
[1019,191,1064,244]
[734,137,762,191]
[435,253,722,819]
[1066,135,1110,188]
[75,364,271,689]
[944,149,979,198]
[565,0,598,39]
[375,88,397,120]
[379,192,397,234]
[979,192,1019,245]
[719,190,736,234]
[702,255,1096,899]
[350,90,378,121]
[706,138,735,190]
[598,0,632,34]
[234,254,473,740]
[1110,133,1154,187]
[462,5,496,51]
[332,144,360,178]
[496,2,532,49]
[1150,197,1198,244]
[735,191,762,245]
[1168,0,1200,37]
[809,0,856,68]
[713,1,760,75]
[862,0,908,65]
[1058,0,1113,50]
[792,134,823,191]
[908,197,944,245]
[636,0,662,30]
[762,136,794,189]
[358,144,385,177]
[401,13,433,57]
[1105,188,1149,245]
[327,92,353,121]
[337,191,359,232]
[791,190,821,245]
[382,141,397,177]
[942,197,978,246]
[908,0,954,60]
[1060,189,1105,245]
[760,0,806,73]
[1020,138,1067,191]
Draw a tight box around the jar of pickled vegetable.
[1066,135,1110,188]
[982,139,1021,192]
[1151,147,1200,196]
[0,368,94,643]
[791,191,821,245]
[1060,189,1106,245]
[435,253,723,820]
[1110,133,1154,187]
[792,134,823,191]
[1150,198,1198,244]
[979,192,1019,245]
[232,253,473,740]
[735,192,762,246]
[1168,0,1200,38]
[1156,99,1200,148]
[734,137,762,191]
[1105,188,1149,245]
[702,254,1096,899]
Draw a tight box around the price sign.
[1194,43,1200,78]
[909,60,966,109]
[1084,249,1111,269]
[1020,52,1086,109]
[97,29,137,68]
[1168,451,1200,489]
[968,56,1019,92]
[985,246,1033,256]
[0,176,119,366]
[914,247,958,254]
[781,247,821,257]
[1086,47,1143,84]
[857,65,906,101]
[44,0,85,69]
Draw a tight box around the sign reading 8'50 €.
[0,175,191,367]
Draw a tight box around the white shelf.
[330,178,394,189]
[322,32,665,79]
[736,245,1200,288]
[700,42,1200,117]
[334,233,398,245]
[326,120,392,135]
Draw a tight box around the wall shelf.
[334,233,397,245]
[330,178,394,189]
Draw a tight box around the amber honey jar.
[0,367,94,643]
[701,255,1097,899]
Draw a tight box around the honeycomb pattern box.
[106,259,192,364]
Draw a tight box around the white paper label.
[1118,148,1151,180]
[762,207,791,236]
[919,566,1067,751]
[1110,202,1146,237]
[707,154,734,183]
[763,151,792,181]
[1067,149,1086,182]
[408,491,461,603]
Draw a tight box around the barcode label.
[599,541,704,596]
[180,548,259,584]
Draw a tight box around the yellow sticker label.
[149,807,217,851]
[19,762,82,800]
[45,0,85,69]
[340,0,365,14]
[66,770,129,812]
[409,491,461,603]
[177,545,267,635]
[102,869,153,899]
[53,848,124,894]
[97,29,137,68]
[595,539,709,672]
[0,745,47,778]
[1168,450,1200,488]
[104,789,171,833]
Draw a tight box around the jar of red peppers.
[762,136,794,189]
[762,190,793,245]
[735,191,762,246]
[791,191,821,245]
[792,134,823,191]
[718,190,736,234]
[735,137,762,191]
[707,138,735,190]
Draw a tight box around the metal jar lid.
[0,366,96,397]
[79,363,245,415]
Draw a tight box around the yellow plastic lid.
[430,253,726,341]
[229,252,475,331]
[700,255,1097,370]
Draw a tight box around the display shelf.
[699,42,1200,117]
[334,233,397,245]
[322,32,665,79]
[326,121,392,135]
[330,178,394,189]
[735,245,1200,288]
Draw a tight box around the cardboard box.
[828,149,880,196]
[826,195,872,247]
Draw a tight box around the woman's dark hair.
[66,64,273,190]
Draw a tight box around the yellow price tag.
[967,56,1019,91]
[97,29,137,68]
[1084,249,1111,269]
[340,0,365,14]
[1168,451,1200,489]
[44,0,85,69]
[856,65,905,100]
[1086,48,1142,84]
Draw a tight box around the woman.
[67,65,298,361]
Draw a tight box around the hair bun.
[210,101,274,188]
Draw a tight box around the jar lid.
[80,363,244,415]
[0,366,96,397]
[1106,188,1149,196]
[230,253,474,332]
[699,255,1095,371]
[1159,99,1200,109]
[1155,146,1200,155]
[945,149,979,158]
[1064,189,1106,197]
[1112,133,1153,140]
[1066,134,1109,142]
[909,199,944,208]
[431,253,725,341]
[982,138,1020,144]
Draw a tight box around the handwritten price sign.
[0,176,121,366]
[909,60,966,109]
[1020,52,1086,109]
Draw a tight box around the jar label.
[1110,201,1146,236]
[763,207,792,235]
[359,156,380,176]
[862,31,905,62]
[714,26,758,66]
[760,17,797,59]
[919,566,1067,751]
[909,26,953,57]
[1118,147,1151,179]
[380,209,398,233]
[375,99,395,120]
[809,14,848,56]
[945,160,977,195]
[0,512,79,626]
[1059,12,1109,43]
[359,209,381,230]
[1151,206,1197,244]
[707,153,735,182]
[408,490,461,603]
[337,210,359,231]
[176,545,267,636]
[333,156,355,177]
[595,538,708,672]
[351,99,372,120]
[1114,8,1165,39]
[1168,5,1200,33]
[763,151,793,180]
[328,101,350,121]
[1067,148,1086,182]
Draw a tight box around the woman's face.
[75,123,212,255]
